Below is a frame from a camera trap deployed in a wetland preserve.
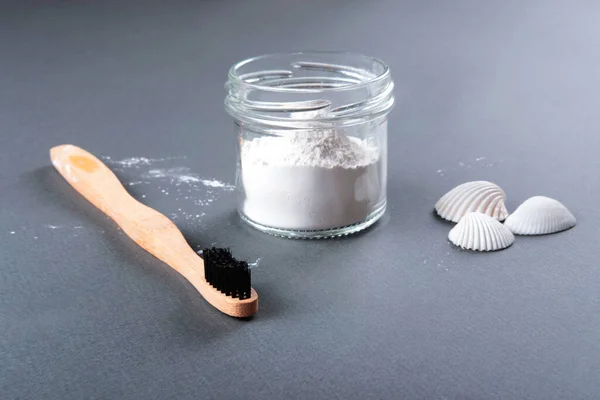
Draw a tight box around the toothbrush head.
[202,247,251,300]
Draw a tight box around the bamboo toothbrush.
[50,144,258,318]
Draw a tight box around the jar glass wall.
[225,52,395,239]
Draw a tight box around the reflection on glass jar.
[225,52,395,239]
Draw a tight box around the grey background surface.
[1,1,599,399]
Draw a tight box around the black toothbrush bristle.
[202,247,251,300]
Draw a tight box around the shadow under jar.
[225,52,395,239]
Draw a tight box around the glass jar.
[225,52,395,239]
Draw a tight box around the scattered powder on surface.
[99,154,236,224]
[44,225,62,229]
[108,157,153,167]
[201,179,232,188]
[142,167,199,183]
[241,131,382,231]
[248,258,261,268]
[439,157,502,177]
[44,224,84,230]
[141,167,234,190]
[103,156,186,168]
[169,211,206,222]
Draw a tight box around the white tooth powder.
[240,131,383,231]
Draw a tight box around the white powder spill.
[97,154,237,224]
[141,167,234,191]
[484,161,501,168]
[44,224,84,230]
[201,179,232,189]
[7,224,88,243]
[170,211,206,222]
[438,157,502,177]
[103,156,186,168]
[142,167,194,182]
[45,225,62,229]
[194,198,215,207]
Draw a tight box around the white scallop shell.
[504,196,576,235]
[435,181,509,223]
[448,212,515,251]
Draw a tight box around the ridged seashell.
[435,181,509,223]
[504,196,576,235]
[448,212,515,251]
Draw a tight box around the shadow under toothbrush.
[27,166,261,338]
[181,211,303,322]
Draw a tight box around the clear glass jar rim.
[228,51,391,94]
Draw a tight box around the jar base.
[238,201,386,239]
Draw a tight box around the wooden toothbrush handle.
[50,145,199,270]
[50,144,257,318]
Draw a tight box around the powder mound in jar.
[242,131,379,168]
[240,131,383,231]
